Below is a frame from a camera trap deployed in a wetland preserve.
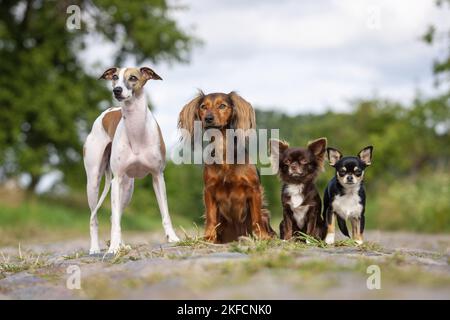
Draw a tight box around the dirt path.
[0,230,449,299]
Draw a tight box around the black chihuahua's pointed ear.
[99,67,118,80]
[358,146,373,166]
[140,67,162,81]
[308,137,327,170]
[269,139,289,158]
[327,147,342,167]
[269,139,289,174]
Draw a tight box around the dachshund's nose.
[113,87,123,95]
[205,114,214,123]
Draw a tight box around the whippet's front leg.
[152,171,179,242]
[108,175,128,253]
[87,171,102,254]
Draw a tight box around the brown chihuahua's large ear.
[229,91,256,131]
[358,146,373,166]
[308,137,327,170]
[99,67,118,80]
[326,147,342,167]
[269,139,289,174]
[140,67,162,81]
[178,91,204,139]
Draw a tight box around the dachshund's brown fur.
[178,91,275,243]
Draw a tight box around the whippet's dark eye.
[112,75,119,80]
[129,76,138,81]
[219,104,226,109]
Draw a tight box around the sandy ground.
[0,230,449,299]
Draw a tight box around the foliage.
[0,0,197,190]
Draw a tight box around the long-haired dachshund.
[178,91,275,243]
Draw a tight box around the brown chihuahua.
[270,138,327,241]
[178,91,275,243]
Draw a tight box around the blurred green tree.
[0,0,197,191]
[422,0,450,87]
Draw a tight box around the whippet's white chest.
[332,189,363,220]
[285,184,310,229]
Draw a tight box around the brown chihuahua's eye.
[200,104,206,110]
[112,75,119,81]
[219,104,226,109]
[129,76,138,81]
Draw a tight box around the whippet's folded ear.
[326,147,342,167]
[140,67,162,81]
[99,67,118,80]
[358,146,373,166]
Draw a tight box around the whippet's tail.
[93,166,112,214]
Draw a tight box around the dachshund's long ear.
[178,91,204,139]
[229,91,256,131]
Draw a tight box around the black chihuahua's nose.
[113,87,123,96]
[205,114,214,123]
[347,175,354,182]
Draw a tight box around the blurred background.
[0,0,449,245]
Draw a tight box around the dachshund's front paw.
[204,229,217,242]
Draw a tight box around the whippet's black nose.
[113,87,123,95]
[205,114,214,123]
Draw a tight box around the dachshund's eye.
[200,104,207,110]
[112,75,119,81]
[338,169,346,176]
[129,76,138,81]
[284,159,291,165]
[219,104,226,109]
[300,159,308,165]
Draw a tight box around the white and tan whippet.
[83,67,179,254]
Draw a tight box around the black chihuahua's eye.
[112,75,119,81]
[129,75,138,81]
[338,169,346,176]
[219,104,226,109]
[354,168,362,176]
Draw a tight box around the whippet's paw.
[166,233,180,243]
[325,233,335,245]
[355,239,364,245]
[89,248,101,255]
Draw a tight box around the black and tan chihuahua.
[323,146,373,245]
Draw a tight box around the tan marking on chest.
[102,109,122,140]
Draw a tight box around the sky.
[81,0,449,148]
